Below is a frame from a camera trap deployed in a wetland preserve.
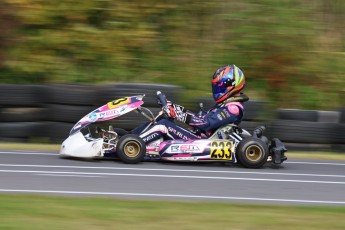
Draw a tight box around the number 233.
[210,141,233,160]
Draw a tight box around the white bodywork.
[60,131,103,158]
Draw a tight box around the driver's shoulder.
[222,101,244,111]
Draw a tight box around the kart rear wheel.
[236,137,268,168]
[117,134,146,164]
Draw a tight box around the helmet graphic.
[211,64,245,103]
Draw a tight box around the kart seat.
[114,128,130,136]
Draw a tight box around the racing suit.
[132,94,248,144]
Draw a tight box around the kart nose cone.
[59,131,103,158]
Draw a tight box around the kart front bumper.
[269,138,287,164]
[60,131,103,158]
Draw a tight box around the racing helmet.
[211,64,245,103]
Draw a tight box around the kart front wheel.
[236,137,268,169]
[117,134,146,164]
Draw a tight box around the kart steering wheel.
[157,91,168,107]
[157,91,174,119]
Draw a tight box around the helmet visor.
[212,82,228,100]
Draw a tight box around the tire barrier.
[46,104,98,123]
[0,107,47,122]
[42,83,100,106]
[270,120,342,144]
[0,84,42,106]
[339,108,345,123]
[43,122,75,143]
[193,97,268,121]
[271,109,345,150]
[0,83,181,142]
[276,109,319,122]
[0,122,45,141]
[0,85,47,142]
[0,83,344,152]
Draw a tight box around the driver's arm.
[175,103,244,132]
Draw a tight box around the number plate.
[210,141,234,160]
[107,97,130,109]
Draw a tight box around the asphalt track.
[0,149,345,205]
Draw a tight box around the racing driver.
[132,64,248,144]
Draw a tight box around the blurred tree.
[0,1,19,68]
[1,0,344,109]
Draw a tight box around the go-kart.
[60,91,287,168]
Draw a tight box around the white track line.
[1,150,345,166]
[0,151,55,156]
[1,169,345,185]
[0,189,344,205]
[35,174,104,178]
[0,164,344,178]
[285,161,345,166]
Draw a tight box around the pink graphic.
[226,102,243,115]
[71,95,144,134]
[158,142,168,152]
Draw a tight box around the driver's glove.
[164,101,188,123]
[163,102,175,118]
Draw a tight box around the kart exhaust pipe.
[252,125,266,138]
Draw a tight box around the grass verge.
[0,194,344,230]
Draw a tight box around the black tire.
[242,100,266,121]
[46,104,98,123]
[339,108,345,123]
[236,137,268,169]
[270,120,342,144]
[195,97,214,110]
[116,134,146,164]
[0,107,47,122]
[0,84,42,106]
[317,111,340,123]
[42,83,99,105]
[40,122,75,143]
[0,122,43,138]
[276,109,318,122]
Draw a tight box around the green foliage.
[1,0,344,109]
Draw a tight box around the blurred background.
[1,0,344,109]
[0,0,344,149]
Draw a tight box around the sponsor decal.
[224,109,231,117]
[88,112,98,122]
[220,112,226,118]
[169,144,200,153]
[167,127,190,140]
[217,114,223,120]
[104,106,128,118]
[210,141,233,160]
[99,112,106,119]
[143,132,160,142]
[171,157,192,161]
